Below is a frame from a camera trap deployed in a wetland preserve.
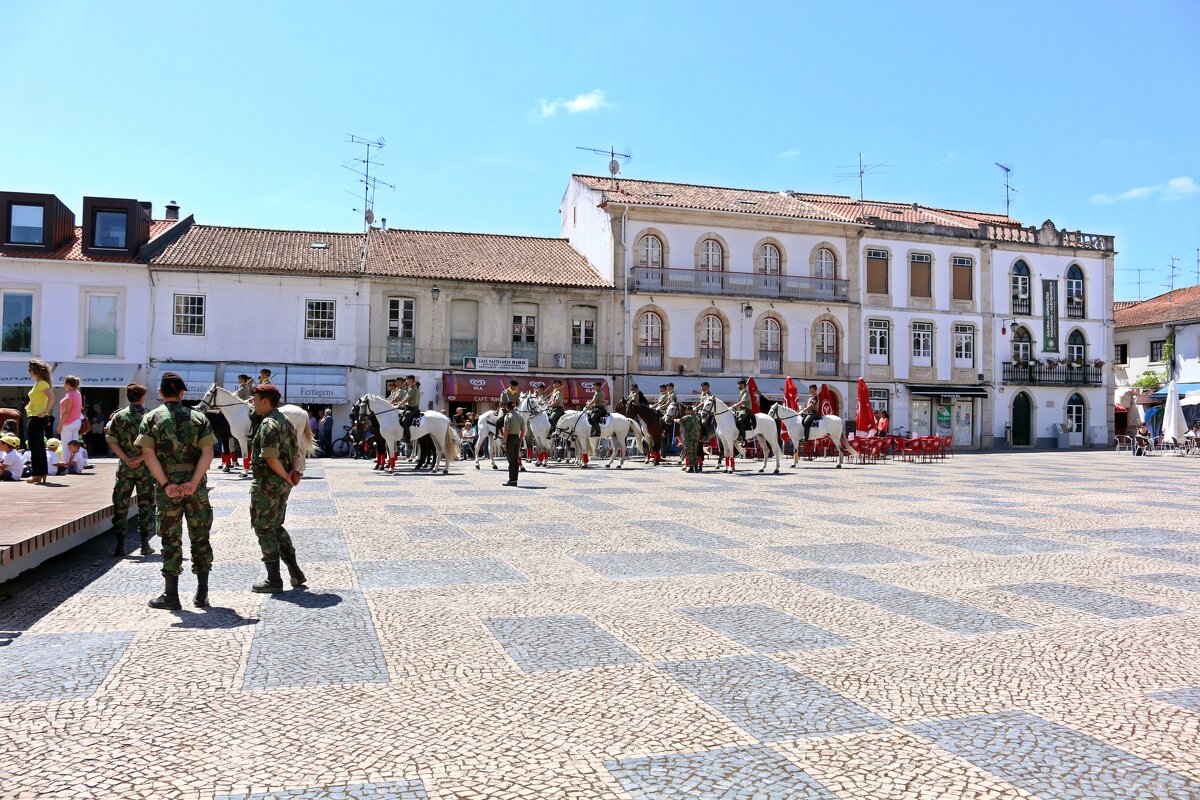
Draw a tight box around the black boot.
[592,425,601,438]
[282,554,307,588]
[252,560,284,593]
[148,575,182,610]
[139,532,155,556]
[112,535,125,557]
[193,572,209,608]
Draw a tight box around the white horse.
[358,394,460,474]
[473,393,554,470]
[769,403,852,469]
[702,397,782,474]
[555,409,634,468]
[198,384,316,475]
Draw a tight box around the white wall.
[561,180,615,283]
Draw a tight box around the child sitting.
[0,434,23,482]
[56,439,90,475]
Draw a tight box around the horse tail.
[445,425,461,462]
[301,427,318,459]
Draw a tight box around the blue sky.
[4,1,1198,300]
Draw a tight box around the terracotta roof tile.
[1114,285,1200,328]
[0,220,179,264]
[150,225,364,275]
[366,228,608,288]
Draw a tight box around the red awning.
[566,377,611,405]
[442,372,608,405]
[1114,403,1128,413]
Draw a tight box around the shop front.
[905,383,987,447]
[0,359,34,411]
[443,372,611,414]
[53,361,142,419]
[154,362,218,404]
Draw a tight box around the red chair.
[940,435,953,459]
[900,437,923,462]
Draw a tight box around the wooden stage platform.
[1,461,134,583]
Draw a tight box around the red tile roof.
[574,175,1020,230]
[1114,285,1200,328]
[150,225,365,275]
[0,220,179,264]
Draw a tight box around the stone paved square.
[3,451,1200,799]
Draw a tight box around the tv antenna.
[835,153,891,204]
[1165,253,1181,297]
[344,134,395,231]
[576,146,632,180]
[995,163,1019,218]
[1124,267,1152,301]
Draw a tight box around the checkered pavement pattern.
[2,451,1199,799]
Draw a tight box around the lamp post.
[431,285,441,303]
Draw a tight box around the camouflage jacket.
[252,409,297,484]
[106,404,149,467]
[135,402,217,478]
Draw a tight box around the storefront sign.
[1042,280,1059,352]
[0,360,32,385]
[54,362,139,386]
[462,357,528,372]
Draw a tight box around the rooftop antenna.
[835,153,891,204]
[994,163,1019,218]
[1124,267,1152,301]
[344,134,395,232]
[577,145,632,187]
[1165,253,1181,298]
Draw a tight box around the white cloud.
[1090,176,1199,204]
[539,89,610,118]
[1098,137,1113,146]
[778,149,800,159]
[937,150,957,165]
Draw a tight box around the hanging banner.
[1042,279,1059,352]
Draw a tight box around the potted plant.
[1029,358,1043,367]
[1092,358,1105,369]
[1045,357,1061,369]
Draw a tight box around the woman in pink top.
[58,375,84,452]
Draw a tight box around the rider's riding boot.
[193,571,209,608]
[252,560,285,593]
[282,554,307,588]
[148,575,182,610]
[592,424,601,438]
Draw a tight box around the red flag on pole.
[856,377,874,433]
[783,377,799,411]
[747,377,760,414]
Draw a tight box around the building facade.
[1113,285,1200,431]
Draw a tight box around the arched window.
[759,318,782,373]
[637,235,663,268]
[1066,264,1085,318]
[816,320,838,376]
[759,243,780,275]
[699,239,723,271]
[699,314,724,372]
[1012,326,1032,362]
[815,247,836,279]
[1065,392,1086,433]
[637,311,663,370]
[1066,330,1086,364]
[1011,260,1031,314]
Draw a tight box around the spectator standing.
[58,375,84,455]
[25,359,55,485]
[319,408,334,457]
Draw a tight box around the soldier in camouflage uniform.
[678,407,704,473]
[248,384,306,593]
[137,372,217,610]
[105,382,156,557]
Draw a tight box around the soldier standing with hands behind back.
[248,384,307,593]
[500,398,524,487]
[106,382,156,557]
[137,372,216,610]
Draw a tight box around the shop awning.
[0,360,32,385]
[1114,403,1129,413]
[906,383,989,398]
[443,372,610,404]
[282,365,349,405]
[566,377,611,405]
[54,362,140,387]
[155,362,216,402]
[630,375,826,402]
[1150,382,1200,399]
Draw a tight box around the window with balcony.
[305,299,336,340]
[7,203,43,245]
[571,305,597,369]
[1012,260,1031,314]
[699,239,724,292]
[1115,343,1128,365]
[637,311,663,370]
[816,320,838,376]
[1,290,33,353]
[1065,393,1086,433]
[1066,330,1086,363]
[387,297,415,363]
[814,247,836,279]
[868,319,889,365]
[909,253,932,298]
[1013,326,1033,362]
[173,294,205,336]
[1150,339,1165,363]
[759,318,782,374]
[636,234,663,268]
[759,243,781,275]
[1066,264,1085,318]
[866,249,888,295]
[450,299,478,366]
[92,210,128,249]
[911,321,932,366]
[85,293,119,355]
[952,256,973,301]
[953,324,974,367]
[869,388,889,415]
[511,302,538,367]
[699,314,724,372]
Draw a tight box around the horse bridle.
[199,386,249,412]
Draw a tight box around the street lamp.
[431,285,441,303]
[741,302,753,319]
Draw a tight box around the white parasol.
[1162,379,1188,442]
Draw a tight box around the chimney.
[165,200,180,221]
[381,217,387,231]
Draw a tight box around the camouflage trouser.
[112,465,156,540]
[680,418,703,464]
[250,478,295,563]
[157,477,213,577]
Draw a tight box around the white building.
[1114,285,1200,432]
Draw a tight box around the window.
[759,243,781,275]
[387,297,415,363]
[450,299,479,365]
[953,324,975,366]
[572,318,595,347]
[173,294,205,336]
[305,299,336,339]
[911,321,932,365]
[85,293,119,356]
[512,314,536,344]
[869,388,889,414]
[637,311,663,370]
[572,307,597,369]
[699,314,723,372]
[1,290,33,352]
[7,203,43,244]
[512,303,538,366]
[1115,343,1128,364]
[868,319,890,362]
[866,249,889,295]
[1066,330,1086,363]
[1012,260,1031,314]
[1066,264,1085,318]
[909,253,932,298]
[636,234,663,268]
[1065,393,1085,433]
[92,210,128,249]
[952,256,973,301]
[1013,327,1032,362]
[759,318,782,373]
[1150,339,1165,363]
[814,247,835,279]
[699,239,723,271]
[816,320,838,375]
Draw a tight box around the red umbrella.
[783,377,799,411]
[856,377,874,433]
[818,384,836,416]
[747,377,761,414]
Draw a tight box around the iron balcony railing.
[386,336,415,363]
[631,266,849,302]
[1067,299,1085,319]
[637,346,663,371]
[511,340,538,368]
[1012,297,1032,315]
[699,347,724,373]
[1002,362,1103,385]
[450,338,477,366]
[571,343,597,369]
[758,350,782,375]
[816,353,839,376]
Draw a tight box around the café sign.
[462,357,529,372]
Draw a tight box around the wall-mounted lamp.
[741,302,754,319]
[431,285,441,303]
[1000,317,1016,335]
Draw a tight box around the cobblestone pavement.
[2,451,1200,799]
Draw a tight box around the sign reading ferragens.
[462,357,528,372]
[1042,279,1059,352]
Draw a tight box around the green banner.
[1042,279,1058,352]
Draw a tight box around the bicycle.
[329,425,354,458]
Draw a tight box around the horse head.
[768,403,779,420]
[197,383,218,411]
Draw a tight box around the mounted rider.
[626,383,648,407]
[729,378,754,443]
[583,380,607,439]
[660,382,679,426]
[392,375,422,444]
[801,383,822,442]
[696,381,716,438]
[545,379,566,432]
[500,379,522,409]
